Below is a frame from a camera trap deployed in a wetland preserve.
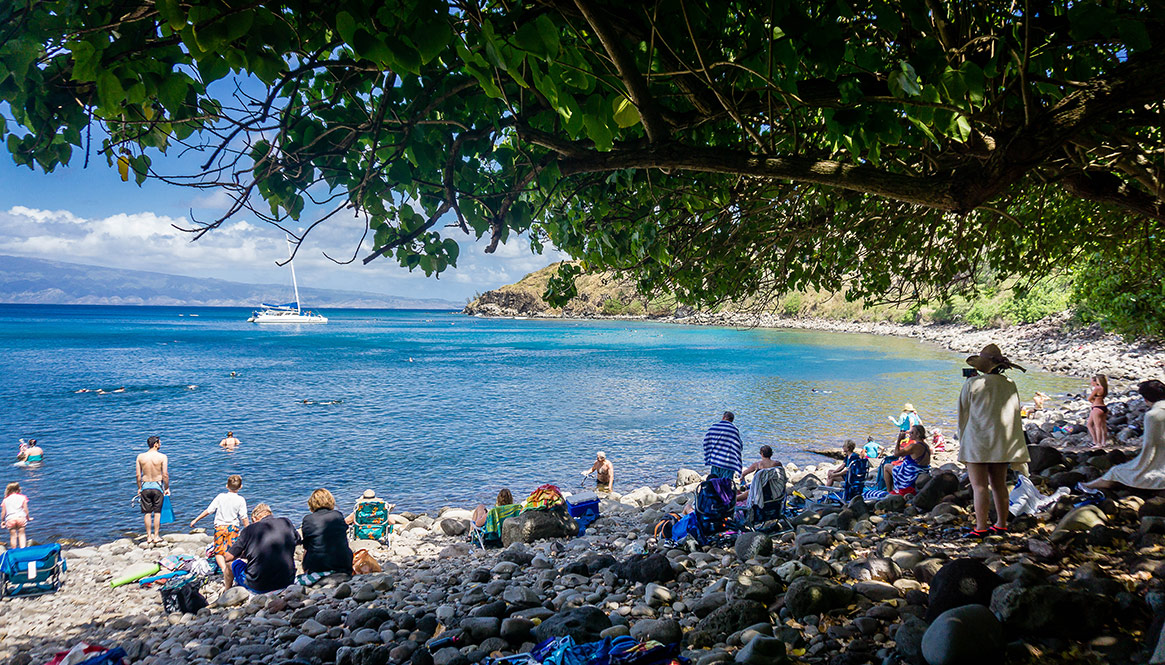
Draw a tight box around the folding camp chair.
[744,466,792,531]
[350,499,393,544]
[825,455,870,504]
[470,503,523,549]
[0,543,67,598]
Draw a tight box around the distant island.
[0,255,459,309]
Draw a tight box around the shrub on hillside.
[1073,253,1165,340]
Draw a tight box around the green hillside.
[466,262,1076,330]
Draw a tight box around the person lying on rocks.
[825,440,859,486]
[1084,380,1165,492]
[223,503,300,594]
[472,488,515,527]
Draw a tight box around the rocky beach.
[5,390,1165,665]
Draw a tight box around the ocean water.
[0,304,1083,543]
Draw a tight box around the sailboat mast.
[286,235,302,314]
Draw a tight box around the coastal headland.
[463,265,1164,383]
[4,389,1164,665]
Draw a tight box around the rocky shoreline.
[4,391,1165,665]
[468,306,1163,383]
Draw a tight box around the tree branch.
[572,0,668,142]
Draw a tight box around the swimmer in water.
[408,357,414,363]
[75,388,90,393]
[230,371,238,377]
[112,387,125,393]
[187,385,197,390]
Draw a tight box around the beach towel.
[891,455,927,492]
[297,571,343,586]
[670,513,696,542]
[43,644,128,665]
[483,503,523,540]
[523,485,565,512]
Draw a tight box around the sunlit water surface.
[0,305,1082,542]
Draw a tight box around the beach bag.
[653,513,681,539]
[352,549,382,575]
[160,579,207,614]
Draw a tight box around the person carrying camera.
[957,344,1030,538]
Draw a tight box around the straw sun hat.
[966,343,1026,373]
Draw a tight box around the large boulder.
[1027,445,1065,474]
[922,605,1004,665]
[532,606,612,643]
[622,487,659,508]
[735,532,773,561]
[926,559,1004,622]
[990,581,1114,639]
[735,635,787,665]
[1051,505,1107,543]
[913,471,960,512]
[501,509,579,546]
[614,554,675,584]
[677,469,704,486]
[783,577,854,618]
[894,616,928,663]
[689,600,770,647]
[843,557,901,583]
[630,618,682,644]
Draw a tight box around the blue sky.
[0,144,566,302]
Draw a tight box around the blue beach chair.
[825,455,870,504]
[0,543,67,598]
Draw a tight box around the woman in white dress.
[958,344,1030,537]
[1084,380,1165,491]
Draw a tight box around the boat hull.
[247,312,328,324]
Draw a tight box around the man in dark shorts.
[224,503,301,593]
[135,435,169,547]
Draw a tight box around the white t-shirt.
[206,492,248,527]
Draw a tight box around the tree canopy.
[2,0,1163,306]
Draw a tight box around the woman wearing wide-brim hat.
[958,344,1030,538]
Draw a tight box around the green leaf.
[156,0,186,30]
[413,19,452,64]
[948,114,971,142]
[534,15,561,58]
[96,70,124,110]
[612,97,640,128]
[335,11,357,45]
[442,238,460,263]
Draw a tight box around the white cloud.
[0,206,571,300]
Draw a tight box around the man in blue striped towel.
[703,411,743,481]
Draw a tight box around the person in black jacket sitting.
[301,488,353,576]
[224,503,301,593]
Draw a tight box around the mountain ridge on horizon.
[0,254,460,309]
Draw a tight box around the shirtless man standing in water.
[136,436,170,546]
[219,431,241,450]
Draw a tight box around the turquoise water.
[0,305,1082,543]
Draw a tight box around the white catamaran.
[247,236,328,324]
